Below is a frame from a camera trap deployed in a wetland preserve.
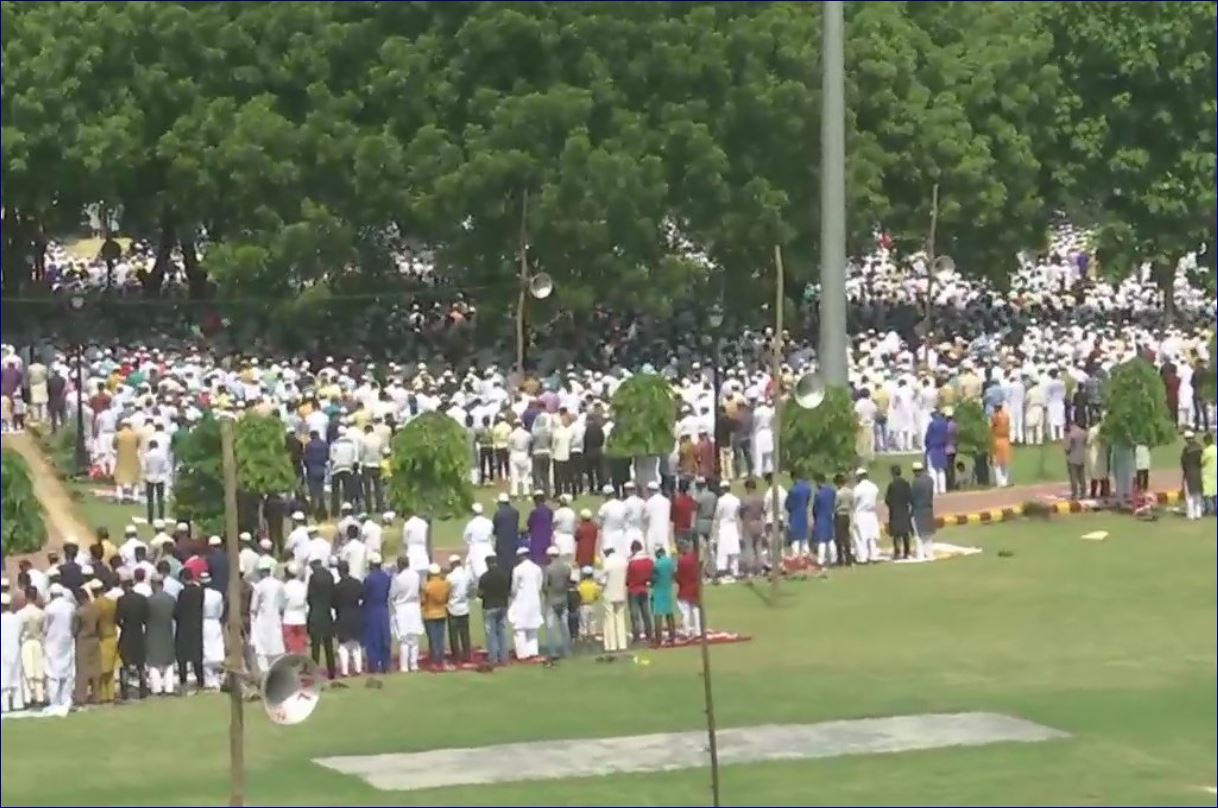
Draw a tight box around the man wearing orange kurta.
[113,421,141,502]
[990,403,1012,488]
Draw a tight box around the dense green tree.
[3,0,1210,314]
[780,386,858,480]
[1040,2,1217,294]
[0,449,47,558]
[387,411,474,519]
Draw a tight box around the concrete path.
[2,432,92,576]
[315,712,1067,793]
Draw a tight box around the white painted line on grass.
[315,711,1067,793]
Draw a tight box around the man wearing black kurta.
[116,577,150,700]
[307,558,337,679]
[174,571,205,689]
[332,562,364,677]
[884,465,914,560]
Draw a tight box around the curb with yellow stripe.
[934,489,1183,529]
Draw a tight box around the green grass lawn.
[67,440,1185,554]
[3,513,1213,806]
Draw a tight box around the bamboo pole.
[771,245,785,594]
[219,416,245,807]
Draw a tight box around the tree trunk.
[181,236,208,299]
[633,455,661,490]
[1110,443,1135,502]
[142,211,176,298]
[1,207,33,295]
[973,452,990,487]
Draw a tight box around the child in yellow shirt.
[577,567,601,639]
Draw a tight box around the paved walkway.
[906,469,1173,523]
[1,432,92,577]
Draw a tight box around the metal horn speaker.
[792,372,826,410]
[261,654,323,726]
[528,272,554,300]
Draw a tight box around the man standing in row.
[146,576,177,695]
[307,557,337,679]
[885,465,913,561]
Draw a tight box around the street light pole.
[818,0,848,386]
[69,295,88,477]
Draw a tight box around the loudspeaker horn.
[792,372,826,410]
[528,272,554,300]
[261,654,323,726]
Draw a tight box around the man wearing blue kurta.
[923,410,950,494]
[492,493,521,570]
[811,473,837,566]
[527,492,554,564]
[785,476,813,558]
[361,555,392,674]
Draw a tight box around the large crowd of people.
[1,224,1214,716]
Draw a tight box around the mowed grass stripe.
[0,515,1213,806]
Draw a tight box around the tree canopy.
[1,449,47,557]
[387,411,474,519]
[3,1,1212,315]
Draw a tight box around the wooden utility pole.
[696,585,721,807]
[770,245,785,594]
[516,188,530,378]
[922,183,940,365]
[219,416,246,808]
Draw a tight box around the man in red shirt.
[574,509,599,569]
[670,481,697,547]
[675,541,702,638]
[624,541,654,644]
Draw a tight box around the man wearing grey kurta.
[911,464,936,561]
[145,577,178,695]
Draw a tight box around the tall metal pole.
[219,416,246,808]
[818,0,848,386]
[770,245,785,593]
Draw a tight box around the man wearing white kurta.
[508,422,533,499]
[0,595,23,712]
[712,481,742,579]
[642,482,672,553]
[597,486,627,559]
[363,513,390,557]
[339,533,368,581]
[201,578,225,689]
[462,503,496,579]
[551,496,577,559]
[17,593,46,706]
[43,585,76,710]
[306,527,331,568]
[402,513,431,572]
[850,469,881,563]
[600,548,628,652]
[1004,374,1026,444]
[1024,377,1046,445]
[508,547,543,660]
[1045,370,1067,441]
[752,398,775,474]
[622,482,646,549]
[251,557,287,672]
[889,380,915,452]
[285,512,310,568]
[390,558,423,672]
